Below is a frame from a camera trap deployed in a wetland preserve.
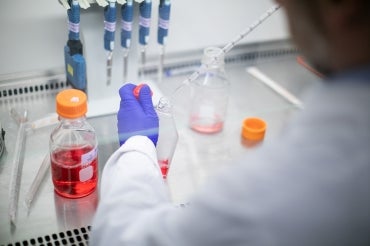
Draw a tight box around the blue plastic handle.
[104,2,117,51]
[64,45,86,90]
[68,1,80,40]
[158,0,171,45]
[139,0,152,45]
[121,0,134,49]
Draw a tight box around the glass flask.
[156,97,178,178]
[189,46,230,133]
[50,89,98,198]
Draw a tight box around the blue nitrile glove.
[117,83,159,146]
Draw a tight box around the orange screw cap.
[133,83,153,99]
[241,117,267,141]
[56,89,87,119]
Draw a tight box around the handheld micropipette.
[157,0,171,83]
[104,0,117,86]
[9,108,28,226]
[139,0,152,78]
[121,0,134,82]
[169,4,281,98]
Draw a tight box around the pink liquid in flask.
[51,146,98,198]
[190,114,224,133]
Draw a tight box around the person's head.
[276,0,370,75]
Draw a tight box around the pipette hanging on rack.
[64,0,87,91]
[157,0,171,83]
[121,0,134,82]
[138,0,152,78]
[104,0,117,86]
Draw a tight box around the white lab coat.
[91,66,370,246]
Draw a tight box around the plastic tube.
[8,109,28,226]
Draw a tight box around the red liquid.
[51,146,98,198]
[158,159,169,178]
[190,114,224,133]
[190,122,223,133]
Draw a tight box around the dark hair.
[355,0,370,24]
[296,0,370,38]
[302,0,370,24]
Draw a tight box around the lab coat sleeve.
[90,134,271,246]
[90,135,173,246]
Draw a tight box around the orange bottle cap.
[241,117,267,141]
[133,83,153,99]
[56,89,87,119]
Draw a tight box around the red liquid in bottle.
[51,146,98,198]
[158,159,169,178]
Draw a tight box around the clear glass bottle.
[189,46,230,133]
[156,97,178,178]
[50,89,98,198]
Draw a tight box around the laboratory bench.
[0,41,320,245]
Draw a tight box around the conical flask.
[156,97,179,178]
[189,47,230,133]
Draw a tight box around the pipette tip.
[106,51,113,85]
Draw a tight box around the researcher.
[91,0,370,245]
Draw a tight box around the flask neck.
[156,97,173,115]
[201,62,225,73]
[58,115,87,126]
[59,115,86,122]
[201,47,225,70]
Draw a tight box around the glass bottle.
[189,46,230,133]
[156,97,178,178]
[50,89,98,198]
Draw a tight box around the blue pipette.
[157,0,171,82]
[139,0,152,78]
[104,0,117,85]
[64,0,86,91]
[121,0,134,82]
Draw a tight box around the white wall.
[0,0,289,76]
[155,0,289,54]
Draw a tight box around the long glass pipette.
[169,4,281,99]
[24,154,50,212]
[9,109,28,226]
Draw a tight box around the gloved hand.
[117,83,159,146]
